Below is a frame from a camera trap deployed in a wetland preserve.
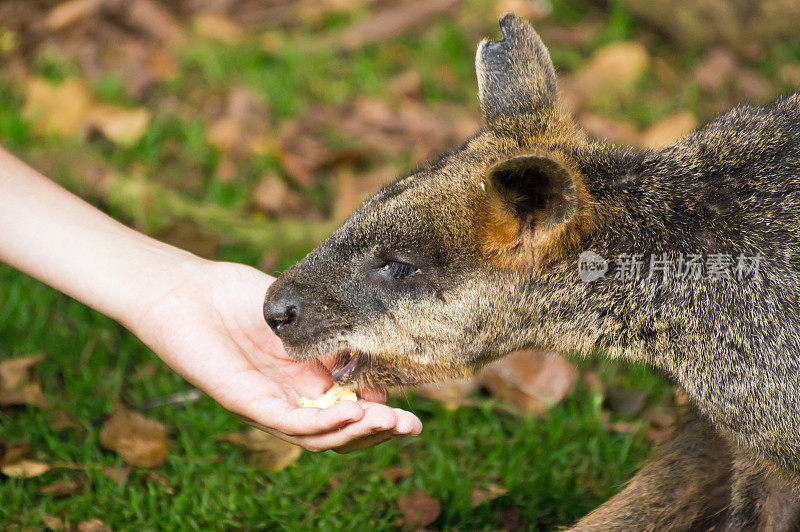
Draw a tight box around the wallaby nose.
[264,293,302,336]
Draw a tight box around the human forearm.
[0,147,200,327]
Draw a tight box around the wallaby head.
[263,14,602,388]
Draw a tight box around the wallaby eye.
[381,260,419,279]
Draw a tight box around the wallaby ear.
[479,153,588,268]
[476,13,557,125]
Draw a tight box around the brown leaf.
[206,87,270,156]
[0,353,45,391]
[396,487,441,530]
[77,518,112,532]
[251,173,308,216]
[144,470,172,493]
[569,42,650,108]
[41,514,64,531]
[1,443,32,466]
[414,376,480,410]
[388,69,423,99]
[779,63,800,87]
[23,78,93,137]
[39,479,81,497]
[611,421,642,434]
[381,466,413,482]
[50,410,80,431]
[605,385,647,417]
[673,386,691,407]
[217,429,302,471]
[641,111,697,148]
[579,113,640,146]
[736,69,773,103]
[539,22,600,49]
[582,371,606,397]
[108,0,183,44]
[327,0,460,52]
[277,97,478,188]
[1,459,51,478]
[102,465,132,485]
[44,0,104,31]
[87,105,151,146]
[642,403,677,429]
[471,483,508,508]
[0,381,49,409]
[692,48,738,92]
[332,166,394,223]
[193,13,243,44]
[494,0,550,20]
[482,350,578,415]
[99,402,169,467]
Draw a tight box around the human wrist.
[113,238,210,334]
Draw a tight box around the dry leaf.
[612,421,642,434]
[277,97,477,188]
[1,443,31,466]
[692,48,738,92]
[194,13,244,44]
[673,386,691,407]
[50,410,80,431]
[642,403,677,429]
[0,353,45,391]
[396,487,441,530]
[779,63,800,87]
[206,87,270,156]
[0,381,49,409]
[217,429,302,471]
[482,350,578,415]
[736,69,773,103]
[414,376,480,410]
[110,0,183,44]
[99,402,169,467]
[1,459,51,478]
[471,483,508,507]
[102,465,132,485]
[44,0,104,31]
[381,466,413,482]
[332,166,393,223]
[23,78,93,137]
[87,105,151,146]
[494,0,550,20]
[77,518,112,532]
[579,113,640,146]
[41,514,64,531]
[39,479,81,497]
[605,385,647,417]
[251,173,307,216]
[641,111,697,148]
[569,41,650,108]
[327,0,459,52]
[582,371,606,397]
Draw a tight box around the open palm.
[131,260,421,453]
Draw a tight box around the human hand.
[129,259,422,453]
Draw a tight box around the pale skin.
[0,147,422,453]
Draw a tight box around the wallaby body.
[264,14,800,529]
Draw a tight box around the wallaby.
[264,13,800,529]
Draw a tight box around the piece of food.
[298,385,358,408]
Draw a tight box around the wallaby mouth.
[330,351,362,383]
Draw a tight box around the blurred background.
[0,0,798,529]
